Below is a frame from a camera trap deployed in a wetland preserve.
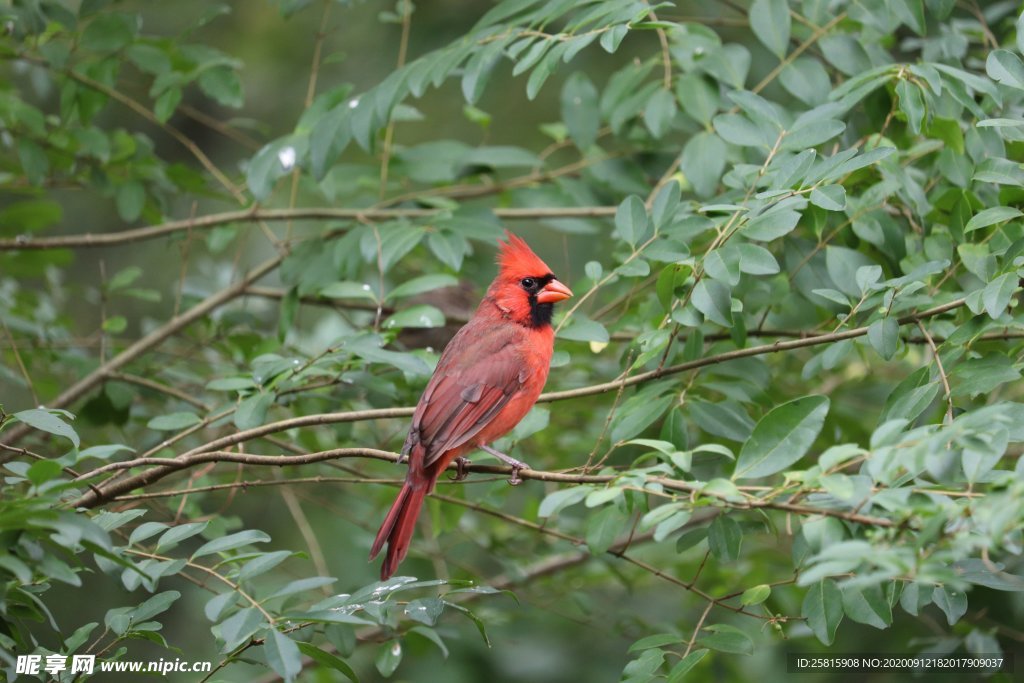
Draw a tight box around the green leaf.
[376,640,403,677]
[842,584,892,628]
[622,648,665,678]
[932,585,968,625]
[737,243,780,275]
[561,72,599,149]
[615,195,648,246]
[743,208,801,241]
[781,119,845,151]
[247,137,302,201]
[17,139,49,185]
[264,629,302,682]
[982,273,1018,319]
[156,521,209,552]
[926,117,964,153]
[463,146,539,168]
[525,43,564,100]
[629,633,684,652]
[749,0,790,58]
[81,12,136,52]
[206,377,257,392]
[802,579,843,645]
[780,57,831,105]
[538,486,591,517]
[131,590,181,622]
[680,132,727,198]
[714,113,769,148]
[867,317,899,360]
[809,184,846,211]
[0,199,63,232]
[707,515,742,561]
[676,73,719,126]
[697,624,753,655]
[296,642,358,683]
[965,206,1022,232]
[27,459,63,486]
[154,87,182,123]
[321,281,378,300]
[13,409,80,448]
[147,412,202,431]
[557,315,609,343]
[644,88,677,138]
[691,279,733,327]
[238,550,293,582]
[690,400,753,442]
[115,181,146,222]
[129,522,169,546]
[220,607,267,651]
[127,44,170,75]
[192,529,271,559]
[740,584,771,605]
[78,444,134,461]
[950,354,1021,397]
[428,231,467,270]
[896,79,925,135]
[461,40,504,104]
[586,504,628,554]
[668,649,709,681]
[651,181,681,230]
[384,305,446,330]
[102,315,127,334]
[899,582,933,616]
[986,49,1024,91]
[196,65,244,108]
[108,266,142,291]
[734,396,830,479]
[234,392,274,430]
[973,157,1024,186]
[600,24,628,53]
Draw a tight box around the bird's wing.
[406,323,530,468]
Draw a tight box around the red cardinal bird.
[370,232,573,579]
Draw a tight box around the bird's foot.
[508,462,526,486]
[479,444,529,486]
[449,457,471,481]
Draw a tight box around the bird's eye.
[520,277,537,290]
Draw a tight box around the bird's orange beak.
[536,278,573,304]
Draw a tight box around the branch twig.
[0,206,619,251]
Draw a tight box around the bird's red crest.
[497,231,553,278]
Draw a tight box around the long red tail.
[369,480,428,580]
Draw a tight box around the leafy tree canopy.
[1,0,1023,681]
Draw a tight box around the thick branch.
[69,296,967,503]
[0,206,618,251]
[72,446,894,527]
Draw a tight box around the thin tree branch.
[1,317,39,406]
[378,0,412,200]
[107,372,210,411]
[916,320,954,424]
[73,446,895,527]
[751,14,847,95]
[109,475,407,501]
[124,548,275,625]
[0,206,619,251]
